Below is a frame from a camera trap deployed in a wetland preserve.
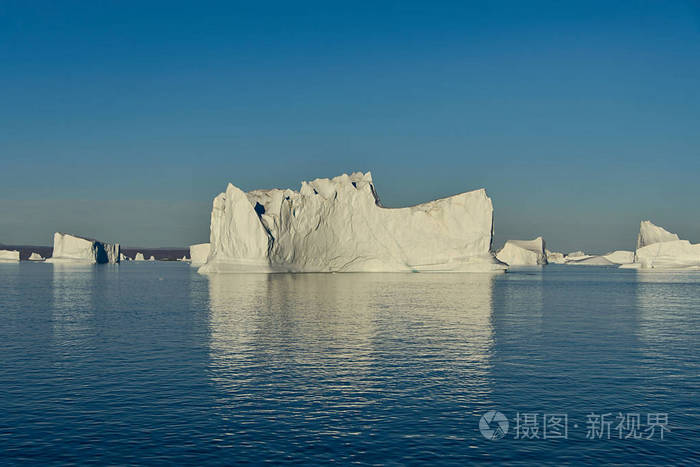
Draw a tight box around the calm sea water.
[0,262,697,464]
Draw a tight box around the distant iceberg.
[46,233,120,264]
[565,251,591,261]
[602,250,635,265]
[199,172,505,273]
[622,221,700,270]
[566,255,616,266]
[28,252,45,261]
[148,255,156,261]
[0,249,20,262]
[546,250,566,264]
[190,243,210,266]
[565,250,634,266]
[496,237,547,266]
[134,252,145,261]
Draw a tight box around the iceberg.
[148,255,156,261]
[199,172,505,273]
[190,243,210,266]
[565,251,591,261]
[566,250,634,266]
[46,232,120,264]
[545,250,566,264]
[0,249,20,262]
[566,255,616,266]
[637,220,679,249]
[603,250,634,265]
[623,221,700,269]
[496,237,547,266]
[28,252,45,261]
[134,252,145,261]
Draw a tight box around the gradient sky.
[1,1,699,252]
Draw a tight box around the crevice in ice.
[254,202,265,216]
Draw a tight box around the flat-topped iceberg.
[28,252,45,261]
[199,172,505,273]
[46,232,120,264]
[190,243,210,266]
[0,249,20,262]
[496,237,547,266]
[134,252,145,261]
[623,221,700,269]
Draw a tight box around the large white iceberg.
[46,232,120,264]
[0,249,20,262]
[623,221,700,269]
[199,172,505,273]
[190,243,210,266]
[496,237,547,266]
[28,252,45,261]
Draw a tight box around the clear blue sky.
[1,1,699,251]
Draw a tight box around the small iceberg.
[189,243,210,266]
[46,232,120,264]
[566,250,634,266]
[496,237,547,266]
[602,250,635,265]
[564,251,592,262]
[566,255,616,266]
[0,249,20,262]
[546,250,566,264]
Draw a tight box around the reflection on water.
[51,264,98,343]
[635,271,699,360]
[206,273,496,431]
[1,264,697,464]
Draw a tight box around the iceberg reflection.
[206,273,496,409]
[51,264,98,341]
[635,271,699,359]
